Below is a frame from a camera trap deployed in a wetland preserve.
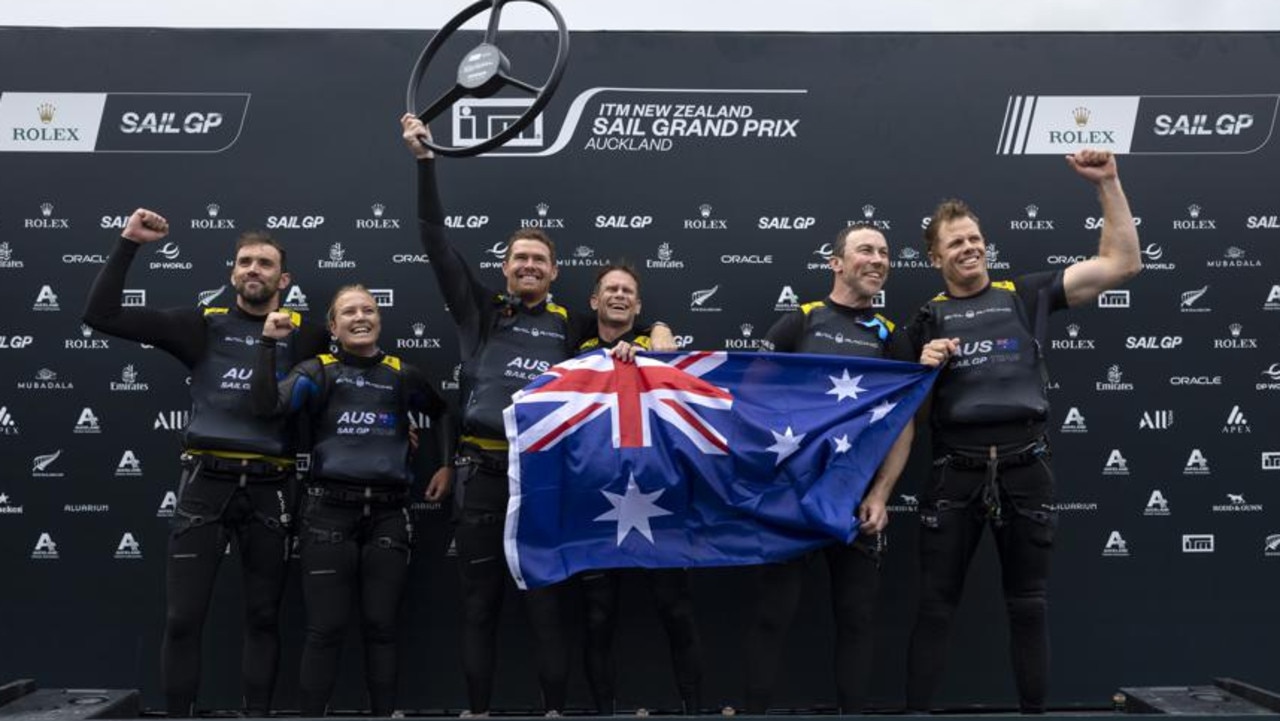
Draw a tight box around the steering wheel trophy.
[406,0,570,157]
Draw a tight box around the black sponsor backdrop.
[1,28,1278,711]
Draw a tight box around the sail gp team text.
[586,103,800,151]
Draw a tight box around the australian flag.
[502,350,937,589]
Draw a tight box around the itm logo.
[369,289,394,308]
[154,410,189,431]
[1222,405,1251,434]
[32,449,63,477]
[115,450,143,477]
[1262,452,1280,471]
[114,532,143,560]
[1097,290,1129,309]
[33,284,60,311]
[1184,448,1211,475]
[1182,534,1215,554]
[1138,410,1173,430]
[775,285,801,311]
[283,285,309,311]
[1061,406,1087,433]
[1102,531,1129,557]
[122,289,146,307]
[1174,203,1216,230]
[690,285,722,312]
[31,532,59,560]
[1180,285,1210,312]
[0,241,24,269]
[685,203,727,230]
[871,290,886,308]
[73,407,102,434]
[1102,449,1129,476]
[156,491,178,518]
[0,406,19,435]
[452,97,543,150]
[1143,489,1170,516]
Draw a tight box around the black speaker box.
[0,686,139,719]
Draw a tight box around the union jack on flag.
[503,350,936,589]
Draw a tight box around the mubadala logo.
[318,242,357,269]
[0,492,23,515]
[109,364,149,392]
[0,241,24,269]
[684,203,727,230]
[1259,363,1280,391]
[1061,406,1087,433]
[32,449,63,478]
[1125,334,1182,350]
[1138,410,1174,430]
[20,367,74,391]
[266,215,325,230]
[1138,243,1175,271]
[775,285,801,311]
[1084,215,1142,230]
[356,202,401,230]
[445,214,491,229]
[894,245,934,270]
[149,242,192,270]
[115,450,143,477]
[846,204,892,230]
[807,243,834,271]
[156,491,178,518]
[722,253,773,265]
[1182,534,1215,553]
[1184,449,1211,476]
[1097,289,1129,308]
[1214,493,1263,513]
[757,215,816,230]
[1010,204,1055,231]
[73,407,101,434]
[690,285,722,313]
[521,202,565,229]
[595,214,653,229]
[31,532,59,560]
[1222,404,1251,433]
[1102,449,1129,476]
[154,410,190,431]
[24,201,70,229]
[725,322,769,350]
[1102,531,1130,557]
[397,322,442,350]
[478,242,508,270]
[0,406,19,435]
[561,244,609,268]
[1052,323,1095,350]
[1095,364,1134,391]
[1246,213,1280,229]
[650,245,691,274]
[1174,203,1216,230]
[33,284,60,311]
[114,532,143,560]
[1143,489,1170,517]
[1207,246,1262,269]
[191,203,237,230]
[1214,322,1257,349]
[1179,285,1210,313]
[282,285,310,311]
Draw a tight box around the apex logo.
[1222,405,1251,433]
[0,406,19,435]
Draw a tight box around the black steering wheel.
[406,0,570,157]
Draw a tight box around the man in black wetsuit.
[903,149,1140,713]
[402,114,674,716]
[742,223,921,715]
[574,265,705,715]
[83,208,329,716]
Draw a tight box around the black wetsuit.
[903,273,1066,714]
[573,330,705,714]
[83,237,328,716]
[417,160,577,714]
[252,345,449,715]
[743,299,909,714]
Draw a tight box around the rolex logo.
[40,203,53,218]
[1067,323,1080,339]
[37,102,55,124]
[1230,323,1242,338]
[206,203,221,217]
[1072,106,1090,127]
[1188,204,1202,219]
[80,324,92,338]
[1025,204,1039,219]
[699,203,712,219]
[862,204,876,219]
[536,202,549,218]
[372,203,385,218]
[740,323,754,337]
[412,322,426,338]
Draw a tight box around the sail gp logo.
[512,352,733,453]
[996,94,1278,155]
[451,87,806,157]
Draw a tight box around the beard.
[234,277,277,306]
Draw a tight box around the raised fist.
[122,208,169,244]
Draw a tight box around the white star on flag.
[595,474,673,546]
[826,369,866,402]
[832,434,852,454]
[767,426,806,465]
[870,400,897,423]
